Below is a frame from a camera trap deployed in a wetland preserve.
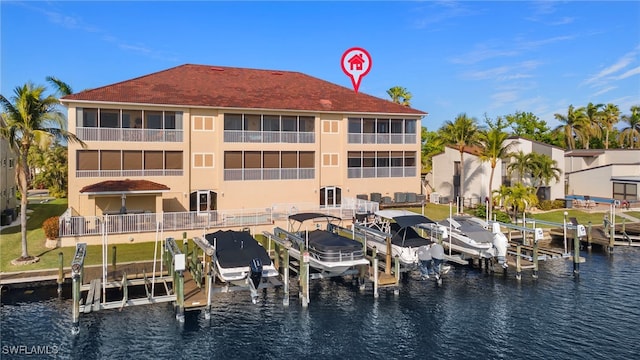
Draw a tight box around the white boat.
[205,230,279,301]
[433,216,508,267]
[275,213,370,278]
[357,210,443,268]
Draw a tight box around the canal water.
[2,247,639,359]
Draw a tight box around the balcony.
[77,127,183,142]
[224,130,314,143]
[347,166,417,178]
[224,168,314,181]
[76,169,183,178]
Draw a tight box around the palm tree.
[439,113,480,203]
[493,183,538,222]
[477,116,515,219]
[528,153,562,198]
[506,150,532,184]
[599,103,620,149]
[0,80,84,263]
[554,105,588,150]
[619,105,640,149]
[581,102,603,149]
[386,86,412,106]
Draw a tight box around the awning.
[79,179,170,195]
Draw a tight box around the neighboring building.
[0,137,18,223]
[60,64,426,222]
[565,149,640,201]
[430,145,496,206]
[430,137,565,207]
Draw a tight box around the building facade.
[0,137,18,223]
[61,64,426,220]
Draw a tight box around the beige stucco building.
[60,64,426,227]
[430,137,565,206]
[565,149,640,201]
[0,137,18,223]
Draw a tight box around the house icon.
[348,53,366,71]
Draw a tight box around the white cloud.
[584,49,638,85]
[616,66,640,80]
[592,86,617,97]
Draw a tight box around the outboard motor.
[492,232,509,268]
[429,243,445,282]
[249,258,263,289]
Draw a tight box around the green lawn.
[529,209,627,228]
[0,199,162,273]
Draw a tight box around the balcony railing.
[76,127,183,142]
[76,169,183,178]
[224,130,314,143]
[348,133,417,144]
[224,168,314,181]
[347,166,417,178]
[58,199,378,238]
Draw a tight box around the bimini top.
[393,214,436,229]
[205,230,271,269]
[288,212,342,223]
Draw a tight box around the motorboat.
[274,212,370,278]
[205,230,279,302]
[355,210,439,268]
[432,216,508,267]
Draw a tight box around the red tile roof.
[79,180,170,193]
[62,64,426,116]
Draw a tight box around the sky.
[1,1,639,131]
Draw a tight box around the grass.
[528,209,627,228]
[0,199,163,273]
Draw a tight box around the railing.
[347,133,417,144]
[224,168,314,181]
[76,169,184,178]
[347,166,417,178]
[58,198,376,237]
[223,130,314,143]
[76,127,183,142]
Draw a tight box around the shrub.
[43,216,60,239]
[538,199,566,211]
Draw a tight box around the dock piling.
[587,221,593,250]
[373,258,379,298]
[515,245,522,280]
[573,233,580,277]
[283,248,290,307]
[57,252,64,295]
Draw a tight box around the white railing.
[76,127,183,142]
[223,130,314,143]
[76,169,184,178]
[347,166,416,178]
[347,133,416,144]
[223,168,314,181]
[59,198,378,237]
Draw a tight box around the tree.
[421,127,444,173]
[386,86,412,106]
[599,103,620,149]
[31,143,69,197]
[493,183,538,222]
[0,80,84,263]
[581,102,603,149]
[477,116,515,219]
[505,111,550,142]
[506,150,532,184]
[438,113,480,202]
[554,105,588,150]
[528,153,562,198]
[619,105,640,149]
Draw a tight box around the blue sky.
[2,1,639,131]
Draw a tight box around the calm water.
[2,248,640,360]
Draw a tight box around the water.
[2,248,640,359]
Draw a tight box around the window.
[377,151,390,167]
[613,182,638,201]
[193,153,214,168]
[145,111,163,129]
[322,153,338,167]
[405,119,417,134]
[377,119,390,133]
[145,151,163,170]
[165,111,178,129]
[165,151,182,170]
[224,114,243,130]
[391,151,403,167]
[78,108,98,127]
[363,118,375,133]
[348,118,361,133]
[263,115,280,131]
[347,152,361,168]
[244,152,261,169]
[299,116,314,132]
[194,116,214,131]
[101,150,121,170]
[224,152,242,169]
[100,109,120,128]
[281,151,297,168]
[123,151,142,170]
[122,110,143,128]
[77,150,99,170]
[263,151,279,168]
[244,114,261,131]
[391,119,403,134]
[282,116,297,132]
[322,120,339,134]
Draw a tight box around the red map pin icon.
[341,47,372,93]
